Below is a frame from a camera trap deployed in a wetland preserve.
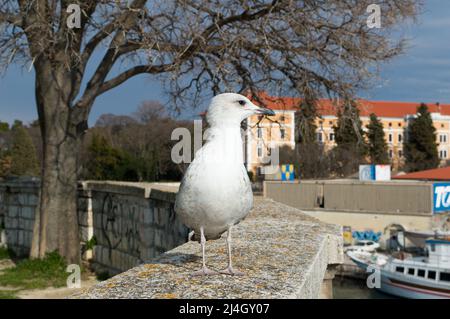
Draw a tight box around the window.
[440,272,450,282]
[317,133,323,143]
[329,121,333,125]
[257,167,262,176]
[389,150,393,158]
[398,150,403,158]
[388,134,393,142]
[280,129,286,139]
[440,150,448,159]
[428,271,436,280]
[267,147,271,156]
[280,115,285,121]
[408,268,415,276]
[398,123,402,127]
[329,133,335,141]
[439,134,448,143]
[257,146,262,158]
[396,266,405,273]
[398,134,403,143]
[418,269,425,277]
[257,128,262,138]
[389,122,392,127]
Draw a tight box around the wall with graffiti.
[352,229,382,242]
[90,184,189,275]
[0,179,189,276]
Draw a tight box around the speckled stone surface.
[70,198,343,299]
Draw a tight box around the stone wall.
[71,198,344,299]
[0,178,40,255]
[87,182,189,275]
[0,179,189,276]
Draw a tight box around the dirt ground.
[16,275,99,299]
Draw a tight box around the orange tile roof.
[393,166,450,181]
[249,92,450,118]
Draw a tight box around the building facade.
[245,92,450,177]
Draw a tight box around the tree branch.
[0,11,23,27]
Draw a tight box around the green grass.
[0,251,68,290]
[0,290,18,299]
[0,247,10,260]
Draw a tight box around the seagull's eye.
[238,100,246,106]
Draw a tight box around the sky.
[0,0,449,126]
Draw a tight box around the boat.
[345,240,380,253]
[404,230,450,248]
[347,239,450,299]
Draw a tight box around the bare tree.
[0,0,419,263]
[133,101,167,124]
[95,113,137,127]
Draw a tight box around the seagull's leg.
[191,226,218,276]
[220,226,245,276]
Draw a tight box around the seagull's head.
[206,93,275,127]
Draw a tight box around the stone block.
[8,206,19,218]
[24,231,32,247]
[93,245,102,264]
[28,194,39,206]
[142,209,154,225]
[79,225,94,242]
[5,230,17,246]
[18,231,24,246]
[140,247,156,262]
[154,229,163,248]
[18,194,28,206]
[21,206,35,220]
[140,228,155,247]
[5,216,18,229]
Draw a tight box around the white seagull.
[175,93,275,276]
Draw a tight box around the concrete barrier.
[71,198,343,299]
[265,180,433,215]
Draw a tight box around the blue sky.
[1,0,449,126]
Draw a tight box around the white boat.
[345,240,380,253]
[347,239,450,299]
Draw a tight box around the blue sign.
[281,164,294,181]
[433,183,450,214]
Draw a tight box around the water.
[333,277,397,299]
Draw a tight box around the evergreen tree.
[366,113,389,164]
[0,121,9,132]
[294,98,331,179]
[85,134,139,181]
[332,99,368,176]
[10,125,40,176]
[295,99,318,145]
[404,103,439,172]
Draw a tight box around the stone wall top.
[71,198,343,299]
[0,177,40,192]
[81,181,179,202]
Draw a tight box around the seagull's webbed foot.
[220,266,245,276]
[191,267,219,276]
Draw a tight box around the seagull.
[175,93,275,276]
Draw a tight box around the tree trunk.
[30,61,83,264]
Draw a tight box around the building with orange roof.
[245,92,450,176]
[394,166,450,181]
